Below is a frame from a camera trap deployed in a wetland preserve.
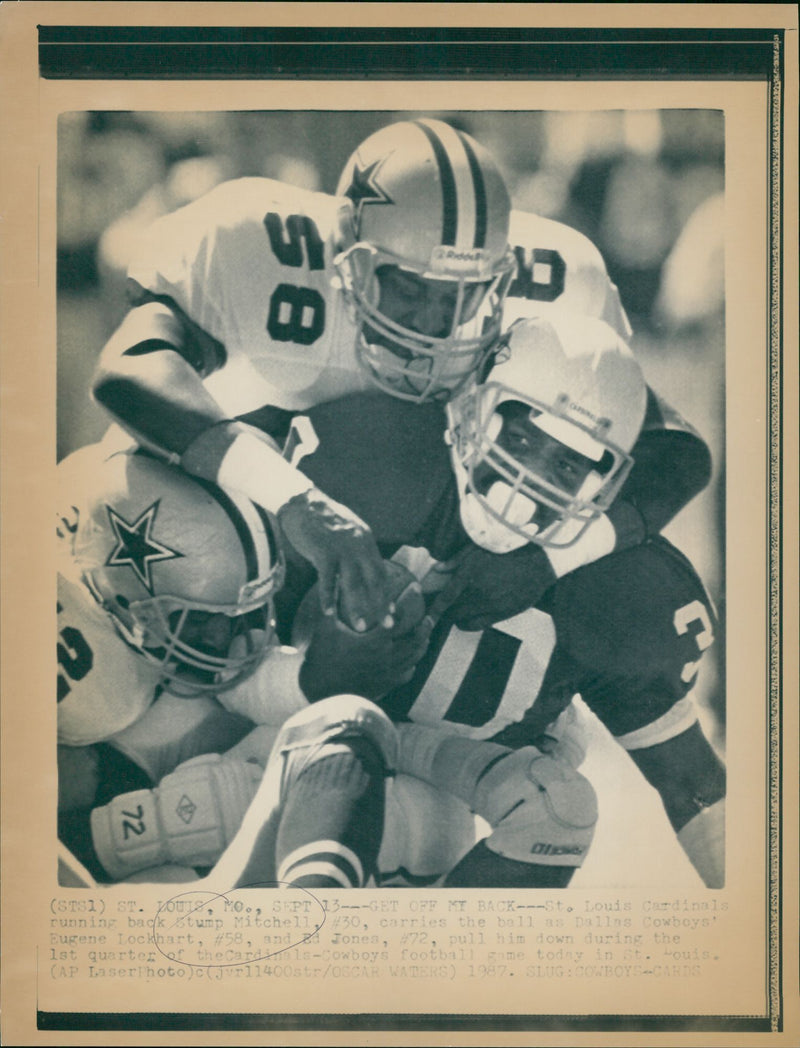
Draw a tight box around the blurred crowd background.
[56,109,725,742]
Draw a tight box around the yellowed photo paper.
[1,4,797,1045]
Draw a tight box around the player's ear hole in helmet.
[72,450,284,696]
[445,311,648,553]
[333,118,517,403]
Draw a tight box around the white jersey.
[506,209,632,339]
[127,178,371,416]
[57,571,161,746]
[57,565,302,774]
[126,178,630,417]
[55,441,308,754]
[56,444,159,744]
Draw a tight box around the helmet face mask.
[446,314,647,553]
[334,119,516,402]
[449,385,631,551]
[74,452,284,697]
[336,245,514,401]
[113,586,280,698]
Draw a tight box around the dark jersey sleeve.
[125,280,227,377]
[290,392,465,560]
[552,537,717,739]
[628,722,726,831]
[613,386,713,541]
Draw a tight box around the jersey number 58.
[264,213,326,346]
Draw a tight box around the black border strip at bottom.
[38,1012,773,1032]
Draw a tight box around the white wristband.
[217,430,313,513]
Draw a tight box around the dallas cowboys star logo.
[343,157,393,235]
[105,500,183,594]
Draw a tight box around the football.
[292,559,426,645]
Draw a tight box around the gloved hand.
[296,562,432,702]
[277,487,394,633]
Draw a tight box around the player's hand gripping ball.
[277,488,392,633]
[293,560,430,702]
[294,559,426,645]
[368,559,427,637]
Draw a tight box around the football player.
[90,119,514,636]
[56,441,429,884]
[212,311,724,890]
[89,117,710,639]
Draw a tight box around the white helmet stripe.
[416,119,481,251]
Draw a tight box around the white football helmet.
[334,118,516,403]
[71,450,284,695]
[446,312,647,552]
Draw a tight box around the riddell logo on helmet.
[431,246,489,276]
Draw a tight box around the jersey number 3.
[674,600,714,684]
[264,213,326,346]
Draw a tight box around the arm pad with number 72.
[90,753,263,881]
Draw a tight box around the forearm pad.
[90,753,262,880]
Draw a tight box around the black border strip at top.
[38,26,777,80]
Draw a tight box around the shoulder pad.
[509,210,605,264]
[642,386,704,437]
[553,540,713,673]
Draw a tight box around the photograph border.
[2,5,797,1044]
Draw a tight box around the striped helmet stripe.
[252,502,280,571]
[414,120,488,251]
[192,476,269,584]
[130,447,275,587]
[457,131,488,248]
